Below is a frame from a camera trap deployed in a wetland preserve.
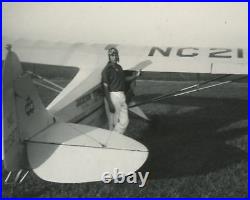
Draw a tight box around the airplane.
[2,38,248,185]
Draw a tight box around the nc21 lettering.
[148,47,244,58]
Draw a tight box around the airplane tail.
[3,47,55,171]
[3,47,148,183]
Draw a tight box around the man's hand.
[109,103,115,113]
[136,70,141,77]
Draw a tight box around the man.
[102,47,140,134]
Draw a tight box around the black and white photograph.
[2,2,248,197]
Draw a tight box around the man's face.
[110,53,119,63]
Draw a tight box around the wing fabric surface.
[2,39,247,75]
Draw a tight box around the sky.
[2,2,248,48]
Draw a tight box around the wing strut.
[130,75,247,108]
[26,71,63,93]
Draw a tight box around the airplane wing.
[2,38,247,75]
[2,39,247,116]
[120,46,247,75]
[2,38,247,121]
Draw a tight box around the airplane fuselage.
[54,83,107,128]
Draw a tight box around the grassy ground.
[2,79,248,197]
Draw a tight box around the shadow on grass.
[134,96,248,180]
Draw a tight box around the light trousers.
[104,91,129,134]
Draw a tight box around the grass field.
[2,79,248,197]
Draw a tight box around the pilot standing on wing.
[102,47,140,134]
